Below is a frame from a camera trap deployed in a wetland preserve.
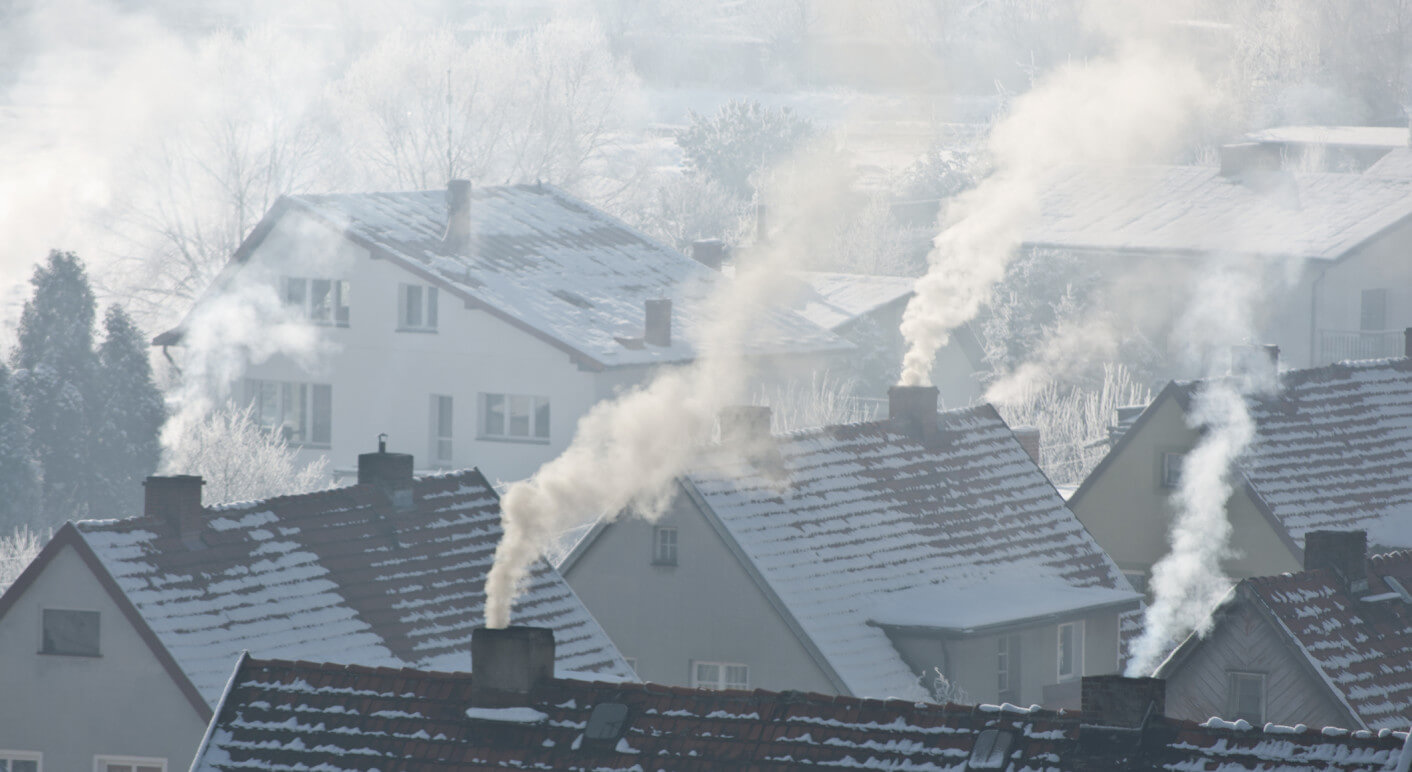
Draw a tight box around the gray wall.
[0,545,210,771]
[1161,598,1355,729]
[563,491,839,694]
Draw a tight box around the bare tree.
[0,525,46,594]
[754,372,879,433]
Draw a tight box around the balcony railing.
[1317,328,1405,365]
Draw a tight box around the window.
[41,609,99,656]
[997,634,1021,700]
[95,756,164,772]
[0,751,41,772]
[430,394,453,464]
[399,284,439,331]
[1227,672,1265,724]
[692,661,749,691]
[281,277,349,326]
[480,393,550,441]
[242,379,332,446]
[653,527,678,566]
[1361,288,1388,331]
[1057,621,1083,682]
[1161,451,1183,488]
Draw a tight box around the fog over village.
[1,1,1412,770]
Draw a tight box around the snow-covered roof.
[73,469,633,707]
[1246,125,1410,149]
[683,405,1135,700]
[870,582,1139,633]
[787,271,914,331]
[190,656,1410,770]
[262,185,847,368]
[1179,357,1412,550]
[1025,165,1412,261]
[1367,147,1412,177]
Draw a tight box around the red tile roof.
[191,657,1409,771]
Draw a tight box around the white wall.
[1312,219,1412,365]
[0,546,209,771]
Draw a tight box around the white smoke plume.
[897,45,1215,387]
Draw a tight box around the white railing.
[1317,328,1405,365]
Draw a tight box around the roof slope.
[787,271,914,331]
[1026,164,1412,260]
[1246,550,1412,731]
[277,185,845,368]
[1178,357,1412,550]
[76,470,632,705]
[685,406,1137,699]
[192,657,1409,771]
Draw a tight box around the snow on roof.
[1245,551,1412,731]
[1025,165,1412,261]
[1367,147,1412,177]
[282,185,847,368]
[190,656,1409,771]
[787,271,914,331]
[869,581,1140,632]
[685,406,1133,700]
[1177,357,1412,550]
[75,470,633,706]
[1246,125,1411,149]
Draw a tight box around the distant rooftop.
[1246,125,1411,149]
[788,270,914,331]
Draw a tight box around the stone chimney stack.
[358,434,415,511]
[644,299,672,347]
[1304,530,1369,594]
[443,179,473,254]
[470,626,556,707]
[1013,426,1042,467]
[1081,675,1166,729]
[145,475,205,538]
[690,239,726,271]
[720,406,772,444]
[888,385,940,442]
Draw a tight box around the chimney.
[1230,344,1279,382]
[443,179,473,254]
[690,239,726,271]
[720,405,772,444]
[1013,426,1042,466]
[888,385,940,442]
[644,298,672,347]
[144,475,205,538]
[470,626,556,707]
[358,434,415,511]
[1081,675,1166,729]
[1218,143,1282,178]
[1404,327,1411,359]
[1304,530,1369,594]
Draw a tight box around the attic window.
[41,609,99,657]
[584,702,629,741]
[551,289,595,309]
[967,729,1015,770]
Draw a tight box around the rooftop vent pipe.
[443,179,473,255]
[470,626,556,707]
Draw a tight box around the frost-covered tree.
[677,99,815,199]
[0,364,41,532]
[623,172,753,251]
[753,373,878,433]
[161,404,329,505]
[0,525,46,594]
[89,306,165,517]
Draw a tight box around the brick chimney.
[690,239,726,271]
[443,179,473,254]
[1081,675,1166,729]
[644,299,672,347]
[1012,426,1042,466]
[720,405,772,444]
[470,626,556,707]
[1218,143,1281,177]
[144,475,204,538]
[358,434,415,511]
[888,385,940,442]
[1304,530,1369,594]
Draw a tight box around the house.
[186,626,1410,771]
[1156,531,1412,732]
[560,386,1141,708]
[0,443,631,772]
[1025,157,1412,367]
[1068,345,1412,594]
[1244,125,1411,172]
[155,182,849,484]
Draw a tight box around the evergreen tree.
[90,306,165,516]
[0,364,41,531]
[11,250,98,526]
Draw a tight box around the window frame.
[93,755,166,772]
[281,276,349,327]
[652,526,678,566]
[1227,671,1266,725]
[398,283,440,332]
[430,394,454,464]
[1160,451,1184,489]
[478,392,550,443]
[243,378,332,447]
[691,660,749,691]
[1057,620,1084,682]
[997,634,1020,699]
[40,608,100,657]
[0,750,42,772]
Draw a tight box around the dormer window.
[399,284,439,331]
[282,277,349,326]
